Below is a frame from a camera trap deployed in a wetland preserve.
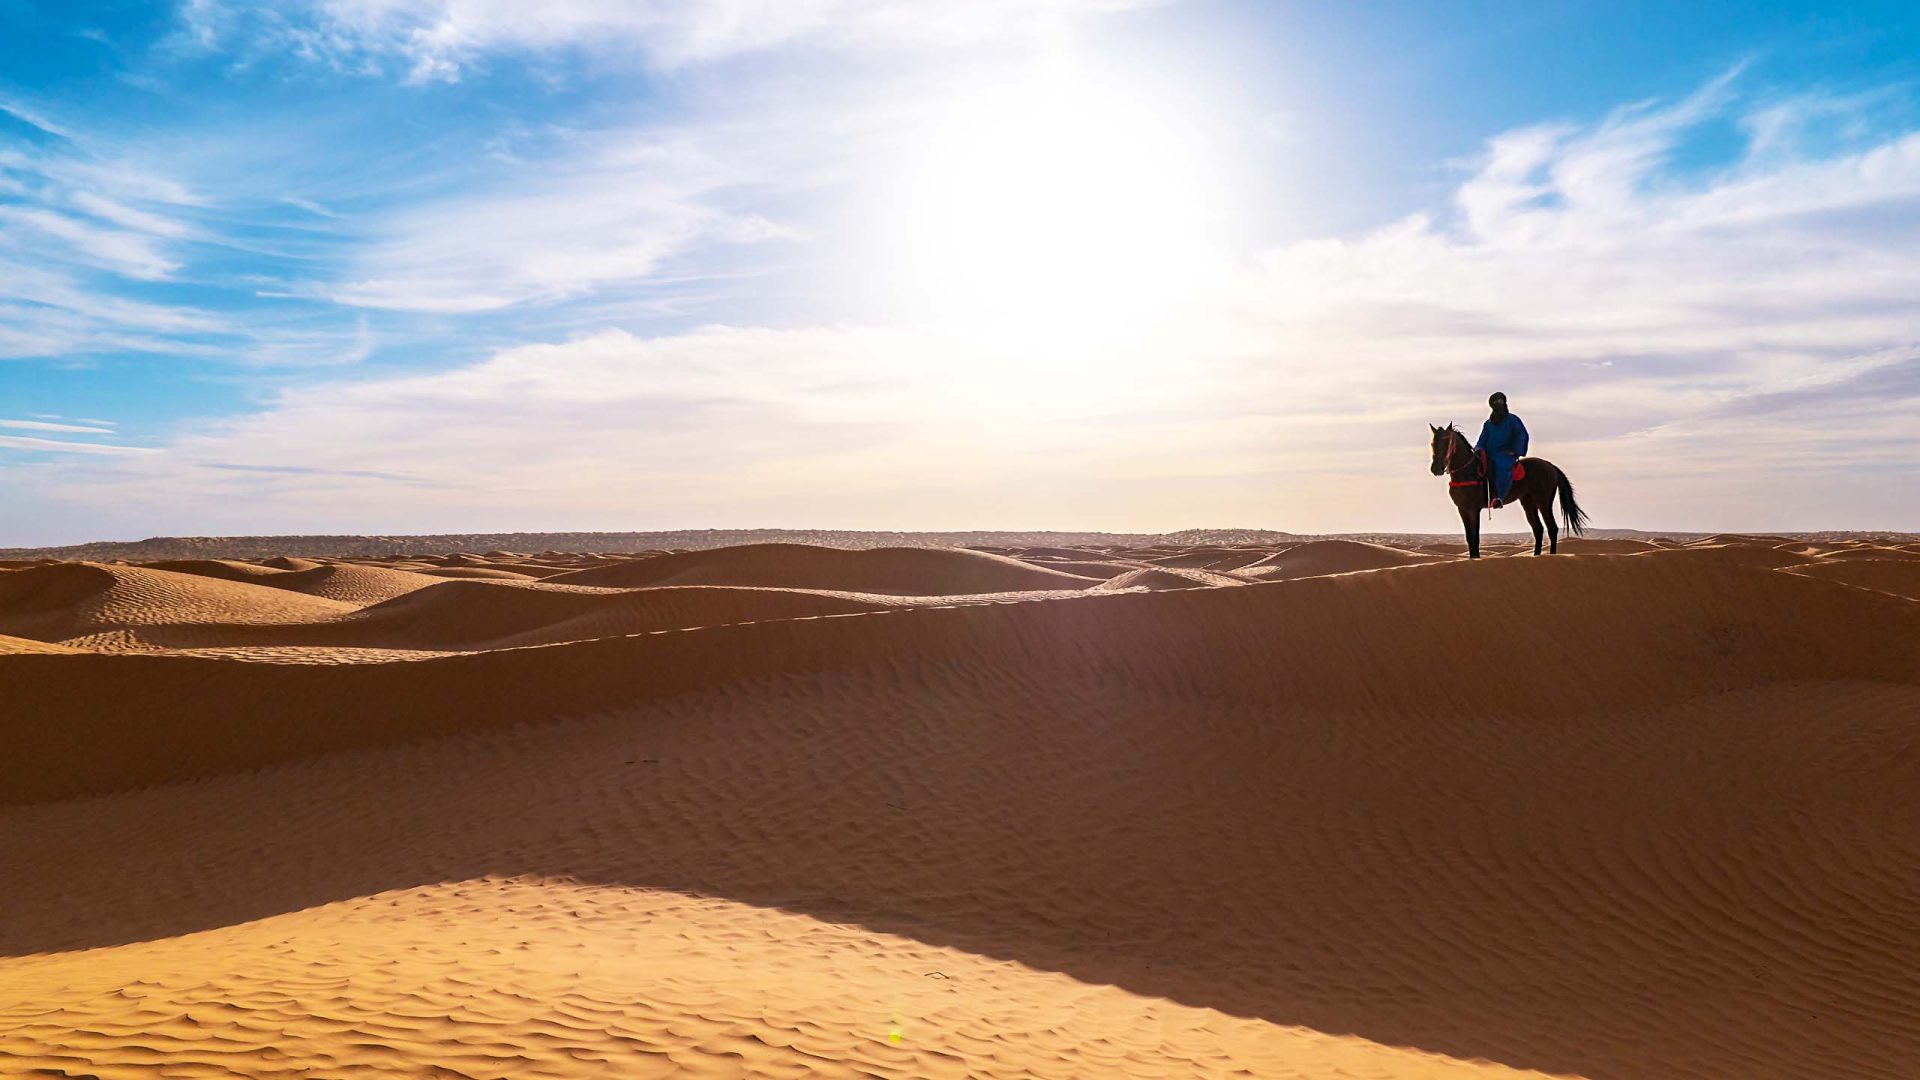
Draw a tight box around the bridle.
[1436,427,1481,489]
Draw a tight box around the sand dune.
[0,632,84,654]
[483,562,582,577]
[262,555,324,571]
[1007,545,1112,560]
[0,562,355,645]
[1145,545,1279,571]
[1782,557,1920,600]
[1637,540,1812,569]
[253,561,446,605]
[3,540,1917,1078]
[410,565,539,579]
[5,552,1911,801]
[1014,557,1148,579]
[257,580,906,651]
[1549,537,1660,554]
[1094,565,1249,589]
[1238,538,1448,579]
[140,557,295,583]
[1690,532,1796,546]
[546,542,1101,594]
[1814,544,1920,561]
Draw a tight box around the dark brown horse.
[1429,423,1588,558]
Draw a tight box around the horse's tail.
[1557,471,1590,536]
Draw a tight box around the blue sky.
[3,1,1918,544]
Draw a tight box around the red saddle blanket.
[1483,451,1525,484]
[1455,453,1524,485]
[1455,454,1525,506]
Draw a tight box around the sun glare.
[884,56,1226,364]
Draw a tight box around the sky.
[2,0,1918,545]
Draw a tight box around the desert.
[3,531,1917,1078]
[10,3,1920,1076]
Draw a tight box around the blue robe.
[1474,413,1529,501]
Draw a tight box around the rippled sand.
[3,537,1916,1078]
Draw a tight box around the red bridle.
[1438,429,1481,489]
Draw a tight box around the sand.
[1781,558,1920,600]
[544,543,1103,594]
[2,536,1917,1078]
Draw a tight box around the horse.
[1429,423,1589,558]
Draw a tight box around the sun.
[881,54,1226,362]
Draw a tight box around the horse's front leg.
[1460,503,1481,559]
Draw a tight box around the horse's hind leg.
[1523,500,1545,556]
[1543,490,1560,553]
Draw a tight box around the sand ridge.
[1236,538,1447,579]
[544,542,1104,593]
[3,535,1918,1078]
[0,562,357,644]
[1781,558,1920,600]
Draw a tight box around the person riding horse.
[1474,391,1528,508]
[1430,395,1585,558]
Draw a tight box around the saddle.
[1456,451,1525,509]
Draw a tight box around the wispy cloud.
[0,434,151,455]
[23,325,970,533]
[0,205,182,279]
[0,93,384,366]
[69,190,194,238]
[46,70,1919,533]
[0,94,216,356]
[10,49,1920,537]
[1214,71,1920,523]
[322,135,791,312]
[0,100,76,141]
[180,0,1162,81]
[0,418,117,434]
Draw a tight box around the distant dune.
[13,525,1907,563]
[1782,557,1920,600]
[2,534,1916,1078]
[1236,538,1446,579]
[545,542,1101,594]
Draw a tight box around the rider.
[1474,391,1528,508]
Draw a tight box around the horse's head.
[1428,423,1459,476]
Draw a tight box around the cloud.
[322,134,790,312]
[0,206,181,279]
[0,100,76,141]
[182,0,1161,81]
[69,191,194,238]
[0,419,117,434]
[197,2,1146,314]
[0,95,218,356]
[0,435,152,455]
[15,70,1920,537]
[1210,72,1920,524]
[0,95,384,366]
[23,326,977,532]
